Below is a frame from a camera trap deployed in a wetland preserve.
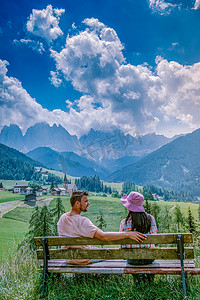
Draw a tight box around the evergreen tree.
[50,181,54,192]
[150,202,160,228]
[174,205,184,232]
[26,206,41,247]
[147,190,155,201]
[188,207,196,233]
[38,205,54,237]
[51,198,66,235]
[0,182,3,188]
[143,198,151,214]
[96,210,107,231]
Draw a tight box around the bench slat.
[44,267,200,275]
[40,259,196,269]
[124,268,200,275]
[36,247,194,260]
[34,233,193,246]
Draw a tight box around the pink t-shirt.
[57,210,98,265]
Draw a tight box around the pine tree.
[188,207,196,233]
[38,205,54,237]
[150,202,160,228]
[143,198,151,214]
[147,190,155,201]
[0,182,3,188]
[96,210,107,231]
[174,205,184,232]
[50,181,54,192]
[51,198,65,235]
[26,206,41,247]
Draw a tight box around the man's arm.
[94,228,147,243]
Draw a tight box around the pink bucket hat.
[121,191,145,213]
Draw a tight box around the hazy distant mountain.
[0,124,173,160]
[107,128,200,194]
[0,124,24,151]
[99,156,142,174]
[79,129,172,159]
[23,123,80,152]
[0,123,81,153]
[26,147,108,177]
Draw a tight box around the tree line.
[122,182,198,202]
[75,175,112,194]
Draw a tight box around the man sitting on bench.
[57,190,147,265]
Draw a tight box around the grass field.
[0,195,199,263]
[0,195,200,299]
[0,190,25,203]
[0,218,28,264]
[0,180,29,190]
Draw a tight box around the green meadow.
[0,194,200,299]
[0,190,25,203]
[0,194,200,262]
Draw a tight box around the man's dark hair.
[125,212,151,234]
[70,190,88,207]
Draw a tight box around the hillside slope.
[0,144,42,180]
[107,128,200,194]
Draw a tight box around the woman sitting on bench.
[120,191,157,265]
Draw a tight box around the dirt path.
[0,198,53,218]
[0,201,21,218]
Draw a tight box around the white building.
[14,183,28,194]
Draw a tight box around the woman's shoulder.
[149,214,156,224]
[120,218,126,225]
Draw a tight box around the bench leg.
[40,270,49,299]
[40,238,50,298]
[177,234,187,299]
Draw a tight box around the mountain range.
[26,147,141,178]
[0,123,173,159]
[0,122,200,195]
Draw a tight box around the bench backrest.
[35,233,194,260]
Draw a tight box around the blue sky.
[0,0,200,137]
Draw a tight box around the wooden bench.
[35,233,200,298]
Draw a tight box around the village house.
[51,187,66,196]
[36,189,43,197]
[66,183,77,194]
[51,175,78,196]
[63,174,77,195]
[14,183,28,193]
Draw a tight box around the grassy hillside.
[0,191,25,203]
[0,195,200,299]
[1,195,199,263]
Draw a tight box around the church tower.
[63,174,68,189]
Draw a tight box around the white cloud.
[49,71,62,87]
[2,18,200,138]
[0,59,130,137]
[50,18,200,136]
[26,5,65,42]
[13,39,45,54]
[148,0,178,14]
[193,0,200,10]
